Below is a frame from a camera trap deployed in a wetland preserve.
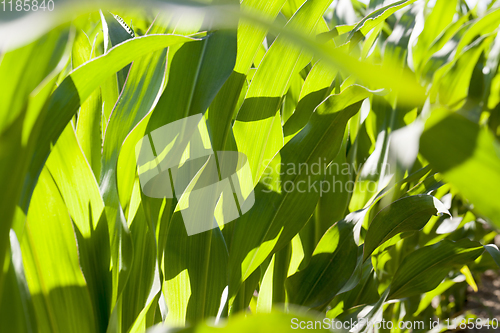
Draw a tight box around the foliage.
[1,0,500,332]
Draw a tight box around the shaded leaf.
[286,219,358,308]
[388,239,484,300]
[363,194,450,260]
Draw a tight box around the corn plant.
[1,0,500,332]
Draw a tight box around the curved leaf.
[388,239,484,300]
[22,34,198,209]
[363,194,450,260]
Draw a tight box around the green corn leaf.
[348,96,392,212]
[163,213,229,326]
[256,245,291,312]
[0,231,37,333]
[454,8,500,58]
[327,258,379,316]
[383,4,418,63]
[234,0,287,74]
[419,15,471,80]
[96,27,177,329]
[21,168,97,333]
[75,212,112,333]
[413,278,456,316]
[72,27,103,180]
[434,34,491,107]
[256,255,278,313]
[484,244,500,268]
[231,266,261,315]
[75,85,102,179]
[100,44,168,211]
[146,32,236,133]
[228,97,363,304]
[120,202,158,331]
[0,27,71,293]
[101,12,135,89]
[22,34,197,210]
[388,239,484,300]
[363,194,450,261]
[283,61,337,142]
[194,4,242,152]
[346,0,418,42]
[286,219,358,308]
[0,25,69,134]
[233,0,334,185]
[138,28,237,325]
[206,71,246,153]
[43,124,111,331]
[128,291,162,333]
[420,107,500,228]
[46,124,104,237]
[412,0,458,72]
[314,130,351,243]
[104,18,173,218]
[282,72,304,124]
